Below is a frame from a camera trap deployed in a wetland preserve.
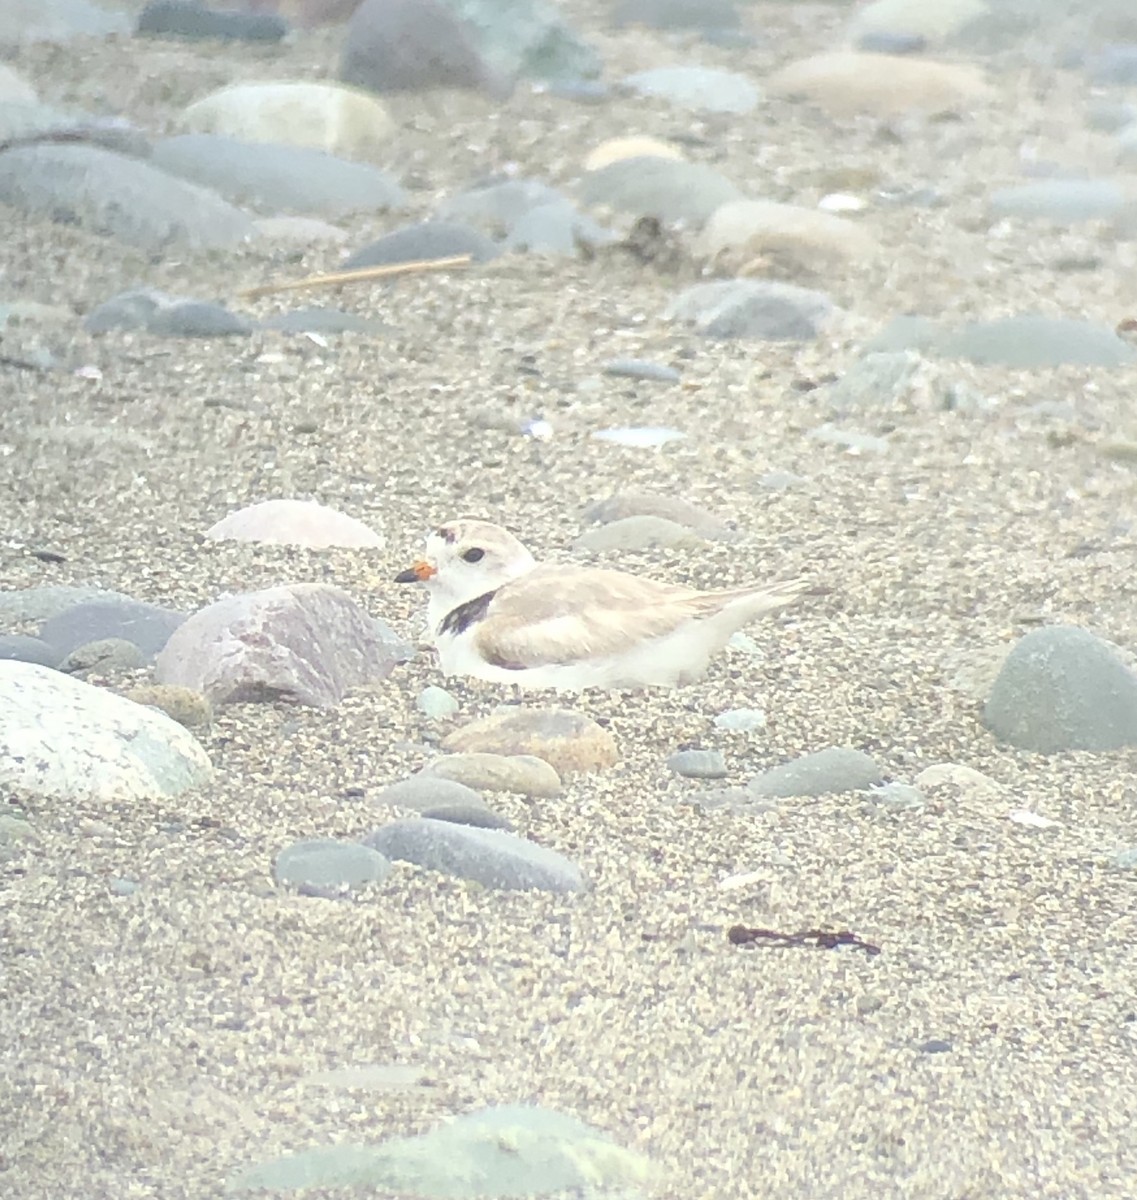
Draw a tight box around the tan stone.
[443,707,618,775]
[696,199,877,270]
[584,135,684,172]
[422,752,563,797]
[182,82,395,160]
[121,685,214,730]
[766,52,994,117]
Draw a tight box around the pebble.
[602,358,681,383]
[182,81,395,159]
[913,762,1000,794]
[667,749,728,779]
[574,515,702,553]
[696,199,877,269]
[363,819,584,892]
[578,157,742,227]
[59,638,147,675]
[0,586,131,625]
[665,279,835,341]
[989,179,1127,225]
[1111,848,1137,870]
[504,201,617,256]
[151,134,406,218]
[155,584,405,707]
[935,316,1136,369]
[416,685,460,720]
[108,877,141,897]
[583,135,683,171]
[437,177,566,235]
[136,0,288,41]
[0,661,212,801]
[343,221,501,269]
[766,51,994,116]
[421,803,514,831]
[590,426,685,449]
[39,597,186,663]
[442,706,617,774]
[713,707,767,732]
[749,746,884,798]
[622,66,760,114]
[205,499,384,549]
[339,0,508,97]
[0,634,59,668]
[807,424,891,455]
[375,775,488,812]
[583,490,734,540]
[0,144,256,251]
[230,1104,648,1193]
[274,838,393,895]
[983,626,1137,753]
[868,782,927,812]
[121,684,213,730]
[420,752,563,797]
[85,288,254,338]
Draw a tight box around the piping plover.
[395,518,813,691]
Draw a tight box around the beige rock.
[422,752,563,797]
[443,707,618,775]
[584,135,684,172]
[205,498,384,549]
[766,52,994,117]
[182,82,395,161]
[914,762,1002,794]
[583,490,736,541]
[849,0,989,42]
[696,199,878,271]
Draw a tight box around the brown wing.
[470,565,788,670]
[471,565,704,668]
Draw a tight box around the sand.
[3,2,1137,1197]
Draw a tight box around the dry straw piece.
[238,254,472,300]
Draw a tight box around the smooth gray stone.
[503,200,616,255]
[137,0,288,42]
[344,220,500,269]
[984,626,1137,753]
[275,838,392,892]
[989,179,1126,224]
[666,279,833,341]
[420,804,514,830]
[0,585,133,625]
[148,300,254,337]
[0,634,59,667]
[667,749,728,779]
[602,358,681,383]
[0,143,256,250]
[151,134,405,217]
[374,776,487,813]
[0,102,150,157]
[364,818,584,892]
[580,156,743,226]
[437,177,566,233]
[934,316,1136,368]
[59,638,147,675]
[0,0,129,44]
[749,746,884,798]
[40,598,186,661]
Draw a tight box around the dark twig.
[728,925,881,956]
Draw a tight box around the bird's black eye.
[461,547,485,563]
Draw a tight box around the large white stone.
[0,662,212,801]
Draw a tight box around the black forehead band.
[436,526,457,544]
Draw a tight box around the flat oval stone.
[275,838,392,892]
[749,746,884,798]
[442,707,617,774]
[420,752,562,797]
